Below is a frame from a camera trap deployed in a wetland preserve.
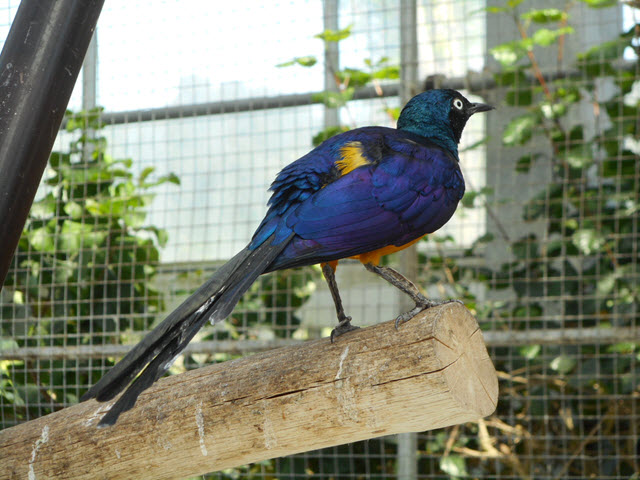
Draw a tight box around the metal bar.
[69,64,621,128]
[397,2,420,476]
[323,0,340,128]
[1,339,301,360]
[3,324,637,365]
[0,0,105,288]
[483,325,640,347]
[87,84,401,127]
[81,30,98,162]
[400,0,419,101]
[82,31,98,111]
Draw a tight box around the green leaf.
[385,107,401,121]
[607,342,636,354]
[336,68,372,88]
[531,27,574,47]
[0,338,20,352]
[156,228,169,248]
[503,114,537,146]
[516,155,534,173]
[295,56,317,67]
[53,258,78,282]
[315,25,352,42]
[139,166,155,185]
[461,187,493,208]
[511,235,539,259]
[550,355,576,374]
[572,228,606,255]
[597,271,617,295]
[155,172,181,186]
[64,201,83,219]
[49,151,71,169]
[490,41,528,67]
[461,191,479,208]
[577,0,617,7]
[521,8,568,23]
[29,193,57,220]
[505,87,533,106]
[520,344,541,359]
[311,88,354,108]
[440,455,468,479]
[28,227,55,253]
[276,56,318,68]
[494,68,527,87]
[0,378,25,407]
[485,5,510,13]
[312,125,351,147]
[123,212,147,228]
[577,36,624,76]
[59,220,106,252]
[560,146,593,169]
[475,232,495,244]
[109,157,134,168]
[540,101,567,120]
[372,65,400,80]
[12,290,24,305]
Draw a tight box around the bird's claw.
[394,299,464,329]
[330,316,359,342]
[394,306,424,329]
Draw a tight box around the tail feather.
[82,234,292,426]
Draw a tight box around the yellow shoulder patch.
[336,141,370,176]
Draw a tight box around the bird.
[81,89,493,426]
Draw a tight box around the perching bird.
[82,89,493,426]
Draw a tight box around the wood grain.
[0,302,498,480]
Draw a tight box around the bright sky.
[93,1,324,112]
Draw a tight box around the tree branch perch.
[0,303,498,480]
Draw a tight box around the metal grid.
[1,1,638,479]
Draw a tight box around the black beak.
[468,102,494,115]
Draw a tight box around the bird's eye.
[453,98,464,110]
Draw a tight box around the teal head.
[397,89,493,155]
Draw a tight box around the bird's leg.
[363,263,460,328]
[321,262,359,342]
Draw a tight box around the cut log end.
[430,303,499,418]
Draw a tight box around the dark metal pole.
[0,0,104,288]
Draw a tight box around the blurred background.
[0,0,638,478]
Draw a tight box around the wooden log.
[0,303,498,480]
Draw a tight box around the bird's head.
[397,89,493,155]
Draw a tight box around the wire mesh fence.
[0,0,638,479]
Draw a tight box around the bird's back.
[257,126,465,271]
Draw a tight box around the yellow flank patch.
[336,141,370,176]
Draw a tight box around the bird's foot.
[394,297,463,329]
[331,316,359,343]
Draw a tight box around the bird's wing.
[266,134,464,270]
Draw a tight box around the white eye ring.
[453,98,464,110]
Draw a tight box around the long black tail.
[81,235,291,426]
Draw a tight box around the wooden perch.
[0,303,498,480]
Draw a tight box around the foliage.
[0,108,179,423]
[413,1,639,478]
[279,23,401,143]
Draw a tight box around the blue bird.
[82,89,493,425]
